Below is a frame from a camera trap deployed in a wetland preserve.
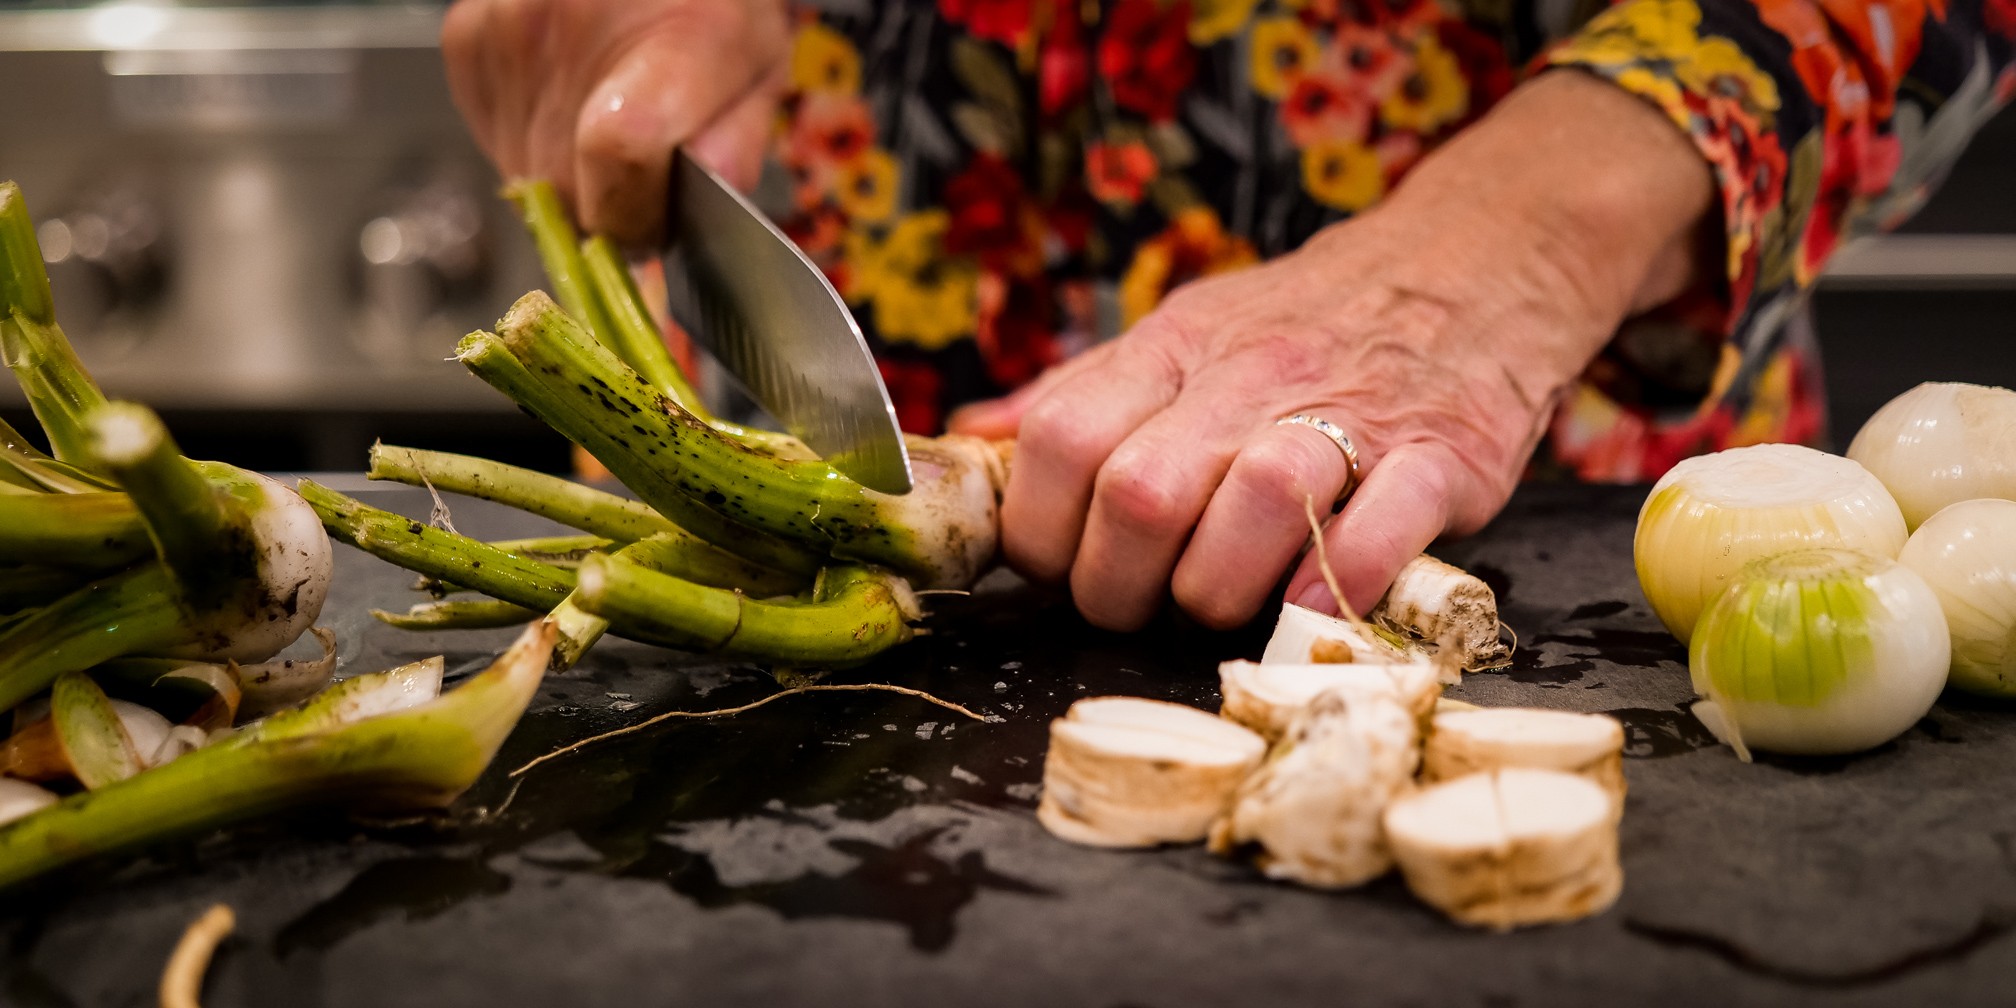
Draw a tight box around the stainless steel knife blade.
[660,149,913,495]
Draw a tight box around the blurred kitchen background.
[0,0,2010,475]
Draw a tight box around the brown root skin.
[1370,554,1510,672]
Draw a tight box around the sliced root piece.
[1383,768,1622,930]
[1369,554,1511,673]
[1423,708,1626,809]
[1217,659,1441,742]
[1262,602,1424,666]
[1039,697,1265,849]
[1208,689,1419,887]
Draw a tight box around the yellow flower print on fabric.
[1300,140,1386,210]
[1379,37,1468,133]
[1118,240,1176,328]
[1192,0,1262,43]
[1117,208,1259,327]
[1680,36,1781,111]
[792,22,862,95]
[844,212,978,351]
[1251,17,1320,99]
[836,149,900,223]
[1553,0,1778,113]
[1562,0,1705,65]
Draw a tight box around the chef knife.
[659,148,914,495]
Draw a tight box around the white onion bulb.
[1689,548,1949,759]
[1897,498,2016,696]
[1635,443,1908,644]
[1847,382,2016,530]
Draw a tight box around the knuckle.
[1016,395,1106,475]
[1233,435,1328,512]
[1096,456,1189,535]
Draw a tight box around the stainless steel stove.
[0,3,555,469]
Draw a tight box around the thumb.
[946,391,1030,439]
[948,340,1119,438]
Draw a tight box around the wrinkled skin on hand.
[441,0,789,247]
[954,72,1714,632]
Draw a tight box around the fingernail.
[1293,582,1337,614]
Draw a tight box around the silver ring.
[1276,414,1363,504]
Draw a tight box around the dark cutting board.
[6,481,2016,1007]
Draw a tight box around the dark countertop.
[7,481,2016,1007]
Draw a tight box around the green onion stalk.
[0,619,560,890]
[505,179,816,460]
[0,181,335,716]
[319,179,1008,672]
[471,292,1004,589]
[303,479,924,668]
[0,403,334,713]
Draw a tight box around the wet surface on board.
[7,483,2016,1007]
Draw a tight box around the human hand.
[441,0,790,246]
[952,71,1714,631]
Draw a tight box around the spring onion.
[1635,443,1908,644]
[1688,548,1949,760]
[1896,497,2016,696]
[0,620,557,890]
[1847,382,2016,530]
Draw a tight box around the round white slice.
[1383,768,1621,930]
[1423,708,1626,807]
[1218,659,1441,741]
[1261,603,1418,666]
[1039,696,1266,849]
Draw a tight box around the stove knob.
[353,178,493,366]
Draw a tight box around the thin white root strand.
[159,903,235,1008]
[511,684,987,777]
[1302,495,1359,622]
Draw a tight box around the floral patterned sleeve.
[1545,0,2016,433]
[776,0,2013,481]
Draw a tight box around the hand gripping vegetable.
[309,181,1005,672]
